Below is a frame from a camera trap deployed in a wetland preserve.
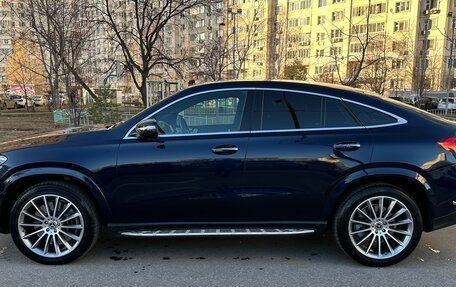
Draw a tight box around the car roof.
[188,80,378,96]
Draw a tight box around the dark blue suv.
[0,81,455,266]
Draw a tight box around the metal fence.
[54,107,145,127]
[426,109,456,121]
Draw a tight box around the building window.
[424,39,436,50]
[424,0,438,10]
[352,22,385,34]
[300,17,311,26]
[395,1,410,13]
[317,15,326,25]
[394,20,409,32]
[298,49,309,58]
[391,59,404,69]
[317,32,326,43]
[318,0,327,7]
[195,19,205,28]
[289,0,312,11]
[390,79,404,89]
[333,0,344,3]
[289,33,311,45]
[253,69,262,77]
[331,29,343,42]
[352,6,369,17]
[371,3,387,14]
[350,43,362,53]
[332,10,344,21]
[287,50,297,59]
[316,49,325,57]
[330,46,342,57]
[288,19,299,27]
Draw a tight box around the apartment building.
[0,0,20,93]
[228,0,456,94]
[224,0,276,80]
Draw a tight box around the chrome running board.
[121,228,314,237]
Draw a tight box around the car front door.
[242,89,373,226]
[113,90,254,225]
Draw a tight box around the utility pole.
[446,13,456,114]
[418,18,430,99]
[227,7,242,80]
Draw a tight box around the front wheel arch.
[1,173,109,233]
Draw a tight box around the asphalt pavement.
[0,226,454,287]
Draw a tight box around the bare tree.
[230,0,267,79]
[184,2,230,82]
[325,0,385,86]
[15,0,99,108]
[193,34,232,81]
[271,2,292,79]
[356,36,389,95]
[97,0,214,105]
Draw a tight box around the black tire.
[10,181,100,265]
[333,184,422,267]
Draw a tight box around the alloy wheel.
[17,194,84,258]
[348,196,414,259]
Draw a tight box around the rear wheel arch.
[1,172,110,233]
[329,175,433,232]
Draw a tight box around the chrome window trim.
[123,87,408,140]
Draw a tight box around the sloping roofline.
[186,80,383,98]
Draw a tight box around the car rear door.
[113,89,254,224]
[242,89,373,225]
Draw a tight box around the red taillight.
[438,137,456,152]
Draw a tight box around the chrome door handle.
[212,145,239,155]
[333,142,361,151]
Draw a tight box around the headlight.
[0,155,7,165]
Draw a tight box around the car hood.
[0,125,110,154]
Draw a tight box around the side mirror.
[135,119,159,140]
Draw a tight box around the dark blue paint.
[0,81,455,233]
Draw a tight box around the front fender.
[0,167,112,225]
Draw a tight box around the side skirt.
[108,221,327,237]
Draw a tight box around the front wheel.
[333,184,422,267]
[10,181,100,264]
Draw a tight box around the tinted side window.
[324,98,359,127]
[345,102,397,126]
[260,91,323,130]
[151,90,249,135]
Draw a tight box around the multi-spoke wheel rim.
[18,195,84,258]
[348,196,414,260]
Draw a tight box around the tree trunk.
[140,75,148,107]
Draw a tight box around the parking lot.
[0,227,454,286]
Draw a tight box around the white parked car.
[437,98,456,110]
[30,95,48,107]
[4,95,33,109]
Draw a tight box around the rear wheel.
[10,181,100,264]
[333,184,422,267]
